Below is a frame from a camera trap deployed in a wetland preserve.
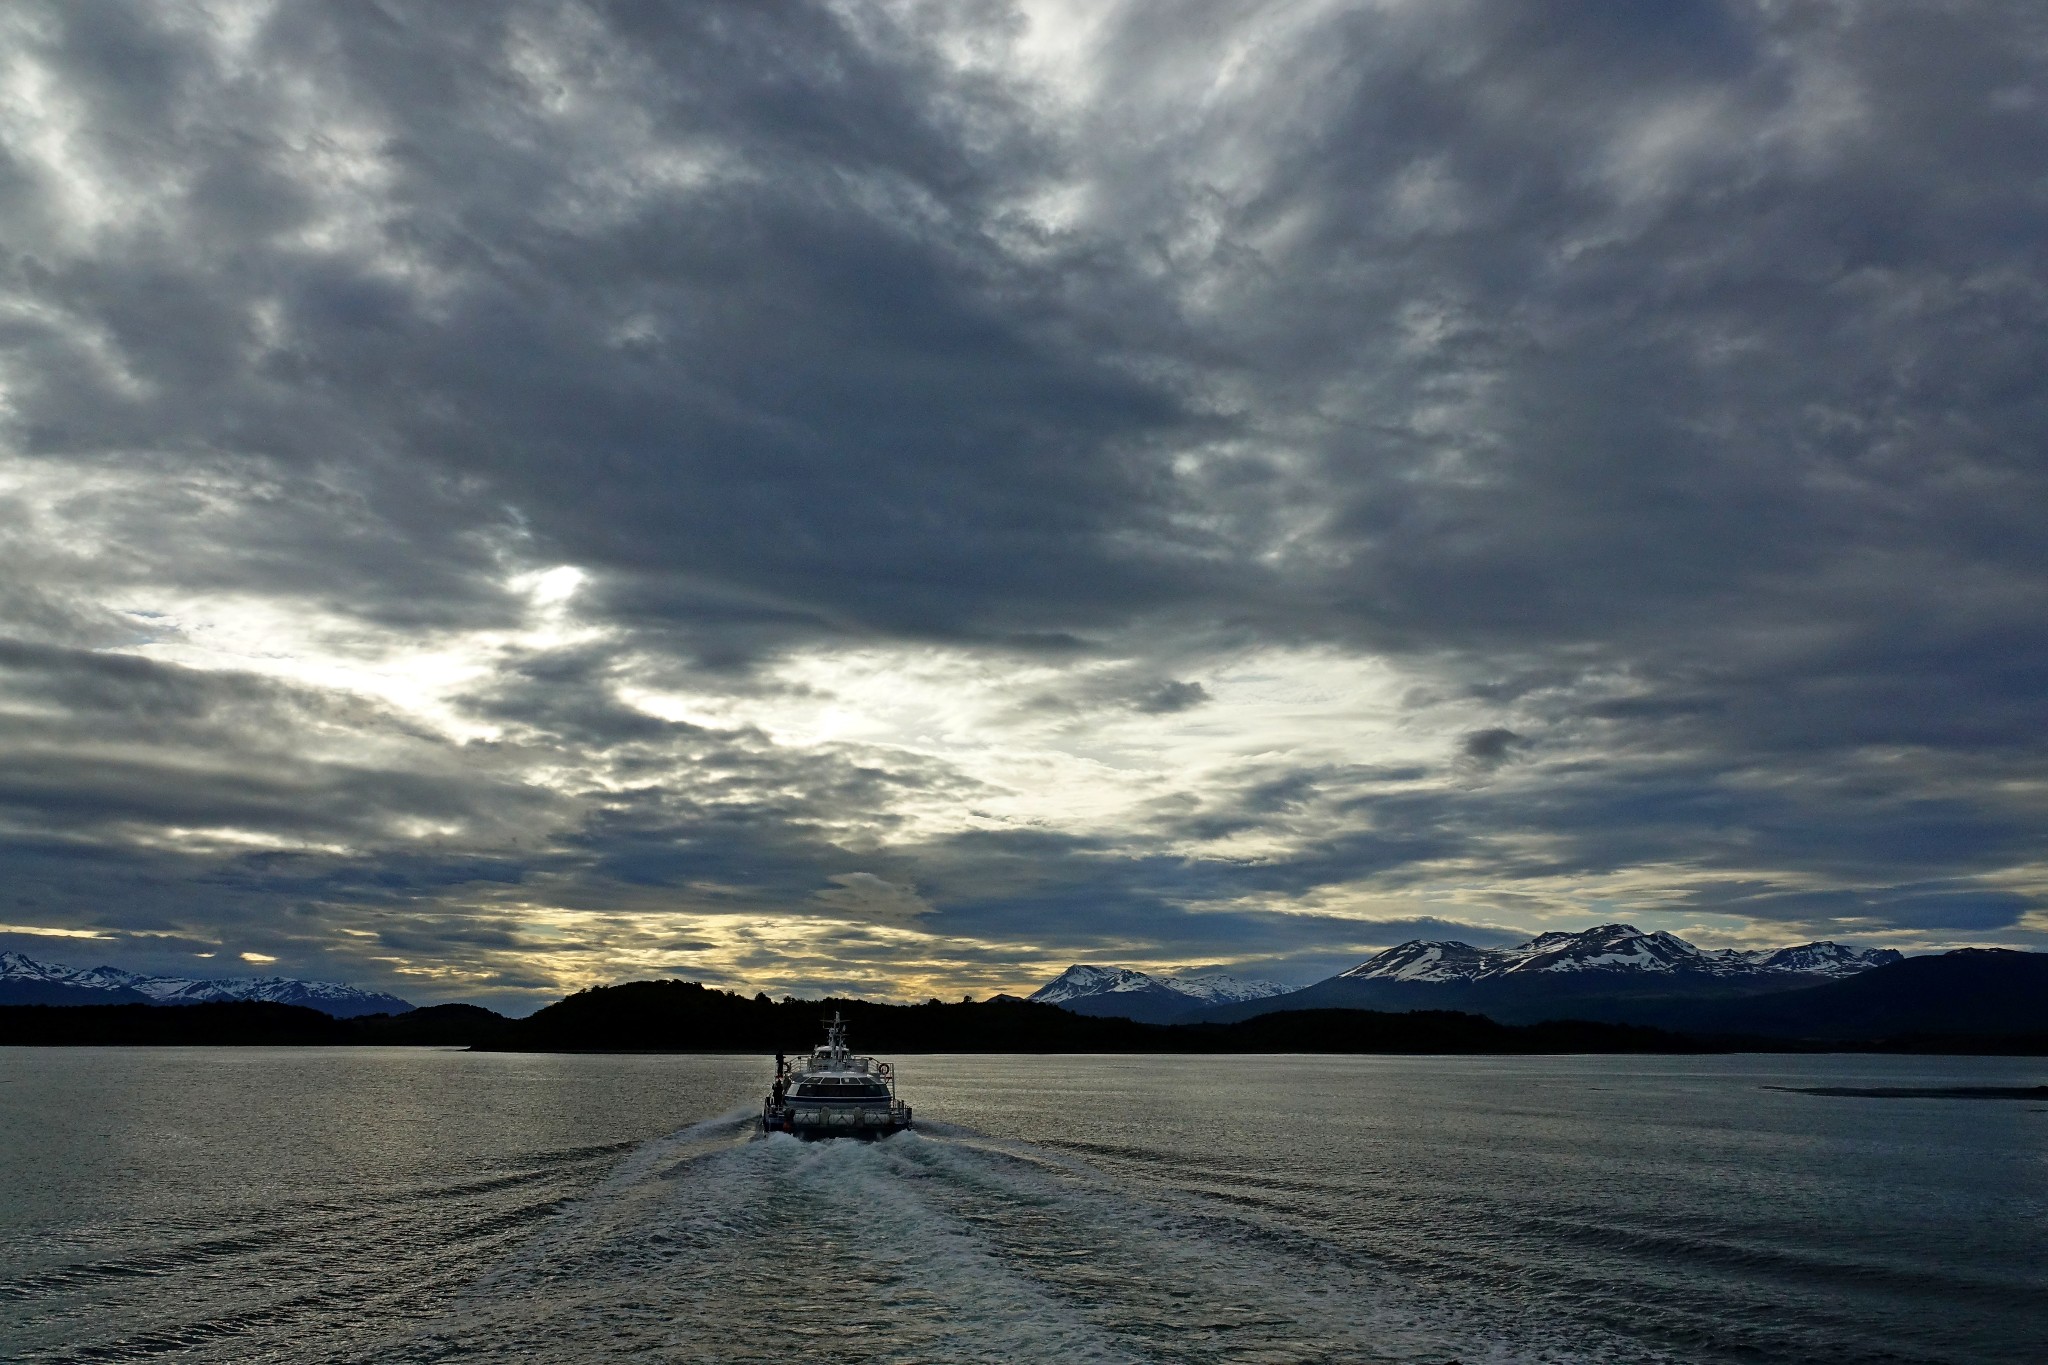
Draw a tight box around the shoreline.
[3,998,2045,1056]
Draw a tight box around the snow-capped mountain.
[1746,941,1899,977]
[1029,965,1156,1005]
[1334,940,1503,984]
[1176,923,1910,1029]
[1168,973,1293,1005]
[0,951,414,1017]
[1339,924,1900,985]
[0,951,78,985]
[1029,964,1289,1022]
[1031,964,1288,1005]
[1024,929,1904,1027]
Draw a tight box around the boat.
[761,1011,913,1139]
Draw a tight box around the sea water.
[2,1048,2042,1363]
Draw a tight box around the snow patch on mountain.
[1161,973,1293,1005]
[1744,941,1899,976]
[1336,941,1498,984]
[0,951,74,984]
[0,951,414,1017]
[1029,964,1288,1008]
[1340,924,1901,984]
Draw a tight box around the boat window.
[792,1080,889,1098]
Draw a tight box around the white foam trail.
[595,1105,762,1188]
[394,1123,1671,1364]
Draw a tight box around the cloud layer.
[3,0,2044,1007]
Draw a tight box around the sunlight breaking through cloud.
[0,0,2044,1009]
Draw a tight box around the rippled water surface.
[3,1048,2044,1363]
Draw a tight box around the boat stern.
[762,1097,912,1139]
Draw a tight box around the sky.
[1,0,2045,1012]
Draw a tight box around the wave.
[388,1121,1664,1364]
[2,1143,626,1364]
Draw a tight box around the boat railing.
[793,1055,895,1092]
[763,1093,912,1130]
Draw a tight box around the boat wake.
[390,1119,1661,1364]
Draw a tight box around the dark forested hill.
[1191,945,2048,1041]
[468,981,1982,1055]
[482,981,1708,1054]
[0,1000,513,1046]
[1652,949,2048,1040]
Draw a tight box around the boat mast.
[827,1010,848,1065]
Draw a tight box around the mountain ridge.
[1,952,2041,1050]
[1034,924,1906,1024]
[1338,924,1900,985]
[0,950,414,1018]
[1190,924,1927,1027]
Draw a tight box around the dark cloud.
[1,0,2044,1000]
[1134,680,1210,714]
[1459,728,1525,769]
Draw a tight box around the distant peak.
[1336,925,1902,984]
[0,950,413,1017]
[1340,940,1497,983]
[1028,963,1288,1007]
